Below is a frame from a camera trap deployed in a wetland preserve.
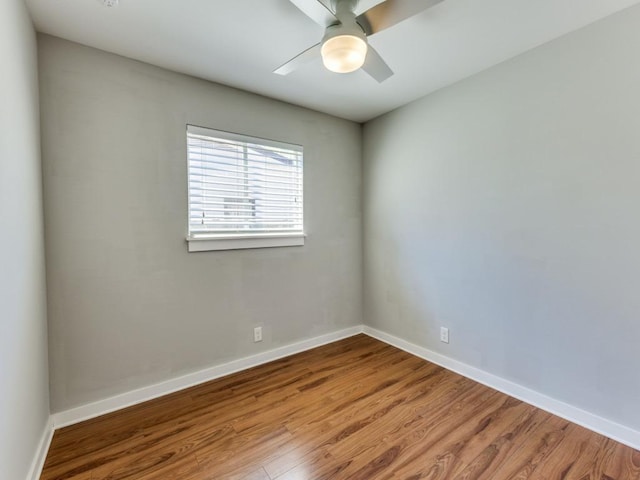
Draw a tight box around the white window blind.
[187,125,304,245]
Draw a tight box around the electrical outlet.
[440,327,449,344]
[253,326,263,343]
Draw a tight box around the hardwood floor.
[41,335,640,480]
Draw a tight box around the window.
[186,125,304,251]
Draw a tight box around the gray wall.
[39,35,362,413]
[363,5,640,430]
[0,0,50,478]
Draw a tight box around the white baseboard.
[49,323,640,453]
[27,419,54,480]
[52,325,364,428]
[363,325,640,451]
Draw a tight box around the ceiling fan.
[275,0,443,82]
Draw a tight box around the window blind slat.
[187,153,302,168]
[190,215,303,221]
[188,176,301,191]
[189,179,302,191]
[188,165,303,183]
[187,147,302,162]
[189,192,301,201]
[191,201,302,209]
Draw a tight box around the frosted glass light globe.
[321,35,368,73]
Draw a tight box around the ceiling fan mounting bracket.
[325,0,364,39]
[330,0,359,13]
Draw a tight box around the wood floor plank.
[479,413,569,479]
[335,383,499,470]
[603,441,640,479]
[41,335,640,480]
[344,387,505,479]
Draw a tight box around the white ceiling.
[26,0,640,122]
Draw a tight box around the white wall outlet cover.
[440,327,450,344]
[100,0,119,7]
[253,326,263,343]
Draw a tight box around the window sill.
[186,233,305,252]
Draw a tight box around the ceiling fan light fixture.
[321,34,367,73]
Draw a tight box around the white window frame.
[186,125,305,252]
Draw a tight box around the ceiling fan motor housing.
[330,0,362,26]
[322,21,366,45]
[325,0,367,45]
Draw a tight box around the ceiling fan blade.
[362,45,393,83]
[288,0,338,27]
[274,43,322,76]
[356,0,444,36]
